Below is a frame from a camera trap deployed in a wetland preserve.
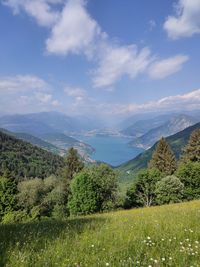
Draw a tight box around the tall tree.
[149,137,177,175]
[0,175,17,220]
[62,148,84,183]
[181,128,200,163]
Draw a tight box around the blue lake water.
[77,135,144,166]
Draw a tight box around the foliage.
[125,168,162,208]
[155,175,184,205]
[1,200,200,266]
[0,175,17,220]
[61,147,84,183]
[68,171,99,215]
[68,164,118,215]
[149,137,177,175]
[176,162,200,200]
[17,176,67,219]
[181,128,200,163]
[0,131,64,180]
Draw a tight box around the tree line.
[125,128,200,208]
[0,128,200,223]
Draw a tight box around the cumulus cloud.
[148,54,189,79]
[3,0,189,88]
[0,74,60,113]
[116,88,200,115]
[93,45,152,88]
[164,0,200,39]
[46,0,105,56]
[0,75,49,92]
[3,0,63,27]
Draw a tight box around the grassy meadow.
[1,200,200,267]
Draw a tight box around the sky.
[0,0,200,120]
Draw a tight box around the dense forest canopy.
[0,131,64,180]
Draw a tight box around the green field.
[1,200,200,267]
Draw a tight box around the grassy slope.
[1,200,200,266]
[118,122,200,184]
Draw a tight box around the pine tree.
[181,128,200,163]
[62,147,84,182]
[149,137,177,175]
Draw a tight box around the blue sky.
[0,0,200,120]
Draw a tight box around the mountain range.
[118,122,200,183]
[0,112,97,159]
[128,114,198,149]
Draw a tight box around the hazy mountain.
[118,122,200,183]
[0,128,66,156]
[129,114,198,149]
[0,112,103,136]
[40,132,95,158]
[121,114,174,137]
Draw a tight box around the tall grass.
[1,200,200,266]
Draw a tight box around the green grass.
[1,200,200,267]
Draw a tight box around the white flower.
[106,263,109,266]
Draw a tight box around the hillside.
[118,122,200,182]
[1,200,200,266]
[129,114,198,149]
[0,128,66,156]
[121,114,174,137]
[0,130,64,180]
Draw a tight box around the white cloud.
[93,44,152,88]
[164,0,200,39]
[64,86,87,98]
[148,54,189,79]
[0,75,49,92]
[3,0,190,89]
[3,0,62,27]
[115,88,200,115]
[46,0,104,55]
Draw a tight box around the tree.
[68,171,98,215]
[68,165,119,215]
[0,175,17,220]
[89,164,118,211]
[127,168,162,207]
[155,175,184,205]
[62,148,84,183]
[176,162,200,200]
[181,128,200,163]
[149,137,177,175]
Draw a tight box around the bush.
[176,162,200,200]
[155,175,184,205]
[125,168,162,208]
[68,165,119,215]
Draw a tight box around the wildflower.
[161,258,165,261]
[106,263,109,266]
[147,236,151,240]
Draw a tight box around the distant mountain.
[118,122,200,183]
[129,114,198,149]
[0,128,66,156]
[0,130,64,180]
[40,132,95,159]
[0,112,102,136]
[121,114,174,137]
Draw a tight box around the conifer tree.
[62,147,84,182]
[149,137,176,175]
[181,128,200,163]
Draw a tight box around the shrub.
[155,175,184,205]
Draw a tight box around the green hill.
[0,128,66,156]
[1,200,200,266]
[118,122,200,183]
[0,130,64,180]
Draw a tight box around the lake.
[77,135,144,166]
